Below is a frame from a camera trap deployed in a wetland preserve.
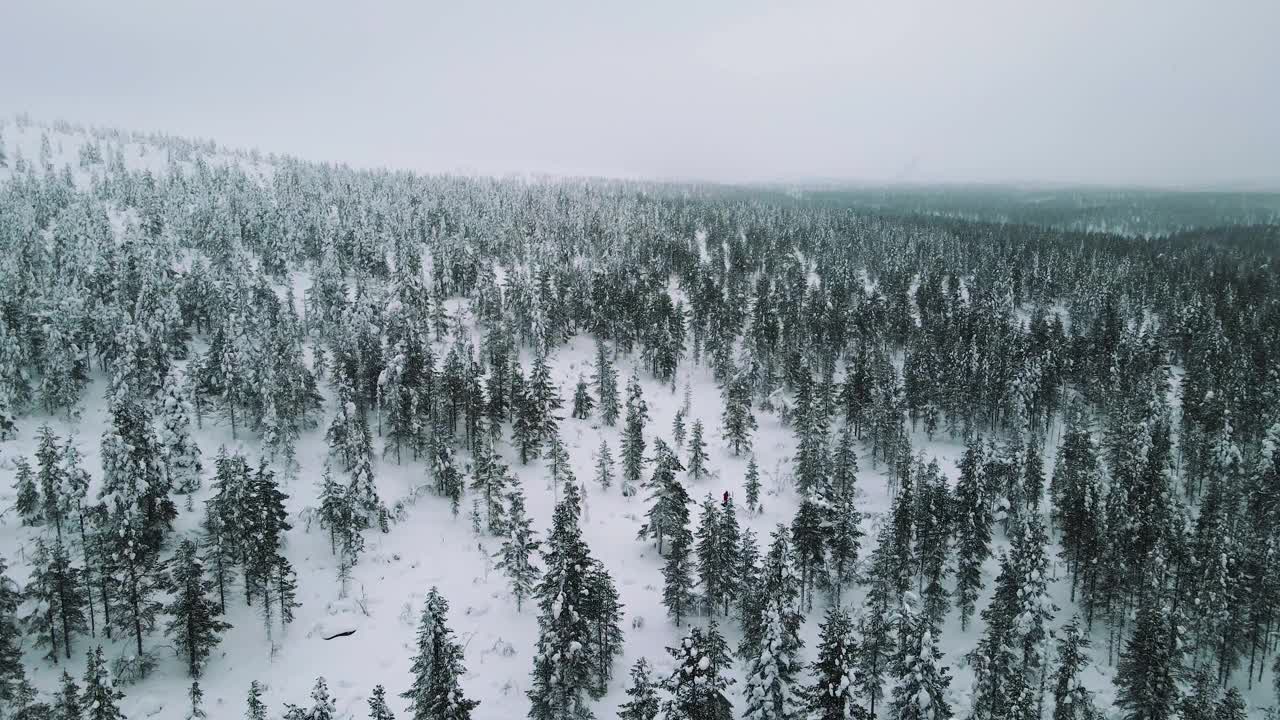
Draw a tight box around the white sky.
[3,0,1278,188]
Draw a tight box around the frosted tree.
[82,646,125,720]
[401,588,479,720]
[617,658,660,720]
[158,369,203,493]
[594,339,620,426]
[571,375,595,420]
[12,456,39,526]
[721,372,755,456]
[286,677,337,720]
[593,439,614,490]
[952,436,990,630]
[744,455,762,514]
[686,419,709,482]
[165,539,230,678]
[802,607,860,720]
[620,369,648,496]
[637,438,689,555]
[496,486,541,612]
[245,680,267,720]
[888,594,952,720]
[1051,617,1097,720]
[369,684,396,720]
[660,623,734,720]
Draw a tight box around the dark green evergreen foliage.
[470,433,512,535]
[23,538,87,663]
[100,393,176,551]
[953,435,991,630]
[401,588,479,720]
[660,623,734,720]
[661,504,696,627]
[246,680,268,720]
[528,481,620,719]
[685,419,709,482]
[593,439,614,490]
[1213,688,1246,720]
[1114,587,1183,720]
[496,486,540,612]
[790,498,828,612]
[889,595,952,720]
[82,647,125,720]
[54,670,82,720]
[37,426,68,538]
[12,456,40,526]
[1052,617,1097,720]
[637,438,689,555]
[741,525,805,716]
[189,680,207,719]
[369,684,396,720]
[620,370,648,496]
[165,538,231,678]
[721,371,755,456]
[0,556,27,708]
[744,455,762,514]
[911,459,953,628]
[735,526,764,643]
[823,425,862,604]
[571,376,594,420]
[802,607,863,720]
[593,339,620,427]
[617,658,660,720]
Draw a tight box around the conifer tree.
[637,439,689,555]
[571,376,594,420]
[159,369,203,493]
[1052,617,1097,720]
[660,624,734,720]
[23,537,87,663]
[672,409,687,450]
[469,434,511,535]
[696,496,726,617]
[716,496,743,616]
[37,426,67,538]
[742,525,805,720]
[165,538,230,678]
[54,670,82,720]
[593,439,614,491]
[594,340,620,427]
[802,607,861,720]
[661,508,696,627]
[824,425,862,605]
[245,680,267,720]
[953,436,991,631]
[369,684,396,720]
[402,588,479,720]
[82,647,125,720]
[496,487,540,612]
[721,373,755,456]
[617,658,659,720]
[1114,588,1183,720]
[1214,688,1246,720]
[528,481,605,719]
[790,498,828,612]
[620,370,648,496]
[0,556,25,709]
[189,680,207,719]
[13,456,40,526]
[744,455,762,514]
[686,420,709,482]
[889,595,952,720]
[286,677,337,720]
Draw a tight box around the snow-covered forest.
[1,114,1279,720]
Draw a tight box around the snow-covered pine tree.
[37,425,67,539]
[637,438,689,555]
[617,658,659,720]
[790,498,828,612]
[953,435,990,631]
[721,372,755,456]
[82,646,125,720]
[661,503,696,627]
[696,496,725,617]
[1114,583,1184,720]
[824,424,862,605]
[496,486,540,612]
[470,433,512,535]
[189,680,207,719]
[572,375,595,420]
[158,368,203,493]
[889,594,952,720]
[745,454,762,514]
[245,680,267,720]
[686,419,709,482]
[742,602,804,720]
[164,538,230,678]
[369,684,396,720]
[23,537,88,662]
[12,456,40,526]
[54,670,82,720]
[593,439,614,490]
[1051,617,1097,720]
[594,339,620,427]
[672,409,687,450]
[620,369,648,496]
[528,481,607,719]
[0,556,25,709]
[802,607,861,720]
[716,495,743,616]
[660,623,734,720]
[285,677,337,720]
[401,587,479,720]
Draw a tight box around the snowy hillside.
[0,115,1278,720]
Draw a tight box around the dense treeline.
[0,116,1279,719]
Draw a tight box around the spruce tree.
[82,647,125,720]
[0,556,25,709]
[744,455,762,514]
[54,670,82,720]
[189,680,207,719]
[953,436,991,631]
[1052,617,1097,720]
[637,439,689,555]
[13,456,40,526]
[790,498,828,612]
[686,419,709,482]
[1114,588,1183,720]
[286,677,337,720]
[23,537,87,663]
[721,373,755,456]
[742,525,804,720]
[802,607,861,720]
[369,684,396,720]
[496,486,540,612]
[571,376,594,420]
[594,340,619,427]
[661,509,696,627]
[824,425,862,604]
[661,624,734,720]
[159,369,203,493]
[696,496,725,617]
[165,538,230,678]
[245,680,267,720]
[716,495,743,616]
[402,588,479,720]
[593,439,614,491]
[618,658,659,720]
[1214,688,1246,720]
[889,595,952,720]
[620,370,648,496]
[672,409,687,450]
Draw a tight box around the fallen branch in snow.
[322,629,357,640]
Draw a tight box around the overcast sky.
[3,0,1278,188]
